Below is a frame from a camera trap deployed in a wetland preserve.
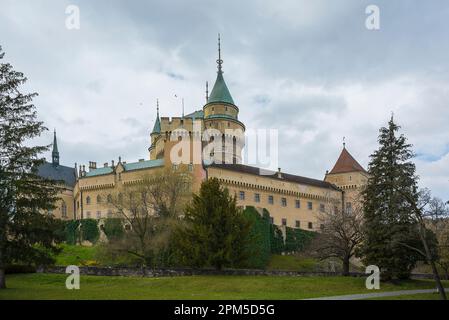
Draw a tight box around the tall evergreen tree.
[0,46,63,288]
[174,178,252,270]
[358,116,422,280]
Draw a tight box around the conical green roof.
[152,114,161,134]
[208,71,234,105]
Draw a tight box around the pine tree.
[358,116,422,280]
[174,178,252,270]
[0,46,63,288]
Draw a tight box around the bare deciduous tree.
[106,166,192,268]
[311,197,363,276]
[399,189,447,300]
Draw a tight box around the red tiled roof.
[328,148,366,174]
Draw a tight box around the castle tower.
[324,143,369,212]
[52,129,60,166]
[203,34,245,164]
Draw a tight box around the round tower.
[203,35,245,164]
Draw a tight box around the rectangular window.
[281,197,287,207]
[107,210,113,218]
[239,191,245,200]
[268,195,274,204]
[320,224,325,230]
[308,222,313,229]
[295,200,301,208]
[254,193,260,203]
[86,211,91,219]
[308,202,313,210]
[282,218,287,226]
[346,202,353,214]
[295,220,300,228]
[320,204,325,212]
[96,211,101,219]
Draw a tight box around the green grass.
[267,255,318,272]
[53,244,97,266]
[0,273,447,300]
[367,292,444,300]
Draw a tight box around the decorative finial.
[217,33,223,73]
[206,81,209,102]
[156,99,159,116]
[343,136,346,148]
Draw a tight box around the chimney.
[277,168,282,179]
[104,162,108,168]
[139,159,145,162]
[111,160,115,167]
[88,161,97,171]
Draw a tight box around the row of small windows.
[85,210,113,219]
[279,218,323,230]
[238,191,325,211]
[85,194,113,205]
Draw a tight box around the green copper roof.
[205,114,236,120]
[84,159,164,177]
[123,158,164,171]
[152,107,161,134]
[208,71,235,105]
[185,110,204,120]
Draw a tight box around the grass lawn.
[267,255,318,272]
[0,273,447,300]
[53,244,97,266]
[367,293,443,300]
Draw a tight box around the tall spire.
[152,99,161,134]
[208,34,235,105]
[217,33,223,73]
[52,129,60,166]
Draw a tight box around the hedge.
[80,219,100,244]
[243,207,317,268]
[243,207,271,269]
[102,218,124,241]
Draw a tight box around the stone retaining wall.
[37,266,366,278]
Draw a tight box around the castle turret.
[203,34,245,164]
[149,100,163,159]
[325,142,369,213]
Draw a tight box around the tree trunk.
[0,268,6,289]
[419,225,446,300]
[342,257,350,276]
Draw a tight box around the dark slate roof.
[37,162,76,187]
[207,163,339,190]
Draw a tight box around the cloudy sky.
[1,0,448,198]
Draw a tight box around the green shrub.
[102,218,124,241]
[64,220,80,245]
[5,264,36,274]
[284,227,316,252]
[242,207,271,269]
[80,219,99,244]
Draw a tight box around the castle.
[37,38,369,231]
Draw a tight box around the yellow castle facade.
[38,39,369,232]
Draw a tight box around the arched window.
[86,196,91,205]
[107,194,112,203]
[61,201,67,218]
[97,195,102,204]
